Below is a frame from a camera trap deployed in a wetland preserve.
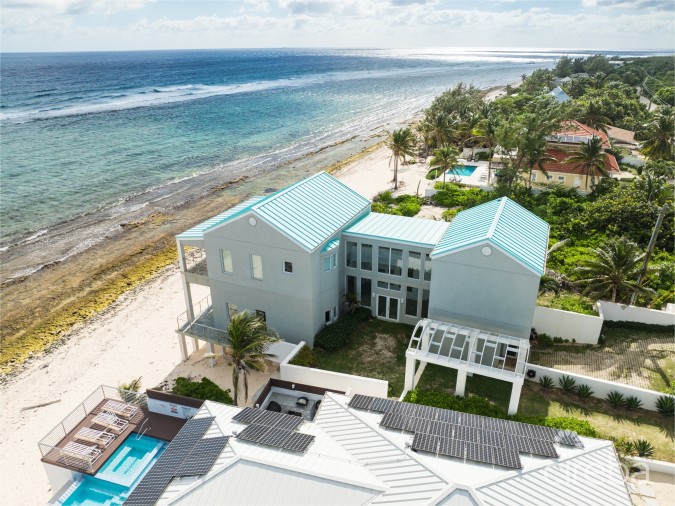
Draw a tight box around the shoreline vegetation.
[0,122,402,377]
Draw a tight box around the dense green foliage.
[372,191,423,217]
[314,307,372,351]
[289,345,317,367]
[655,395,675,416]
[172,377,234,404]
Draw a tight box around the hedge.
[601,320,674,334]
[172,377,234,404]
[289,345,317,367]
[314,307,371,351]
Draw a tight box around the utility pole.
[630,204,669,306]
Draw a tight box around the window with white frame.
[346,241,357,268]
[220,249,233,273]
[283,261,293,274]
[323,257,331,272]
[228,303,238,320]
[530,173,537,182]
[251,255,263,280]
[378,247,403,276]
[407,251,421,279]
[424,254,432,281]
[332,253,337,269]
[361,244,372,270]
[557,176,565,182]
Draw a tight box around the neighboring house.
[175,173,548,360]
[530,120,621,192]
[606,125,638,151]
[549,86,571,103]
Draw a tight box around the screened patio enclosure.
[405,318,530,414]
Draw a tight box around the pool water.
[59,435,166,506]
[446,164,478,177]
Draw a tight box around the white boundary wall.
[598,301,675,326]
[532,306,603,344]
[279,342,389,398]
[526,364,672,411]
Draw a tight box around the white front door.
[377,295,399,321]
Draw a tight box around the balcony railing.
[176,295,229,346]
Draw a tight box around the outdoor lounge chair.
[92,412,129,434]
[102,400,138,420]
[75,427,116,448]
[61,441,102,467]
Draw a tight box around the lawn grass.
[313,318,675,462]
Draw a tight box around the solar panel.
[415,405,436,420]
[438,437,465,459]
[237,423,270,442]
[435,409,457,424]
[273,414,304,431]
[397,402,418,417]
[349,394,375,410]
[370,397,395,413]
[175,437,229,477]
[259,427,293,446]
[380,412,408,431]
[493,447,522,470]
[466,442,493,465]
[406,416,430,434]
[411,433,439,454]
[281,432,315,452]
[529,439,558,458]
[232,407,262,424]
[481,430,504,448]
[428,421,453,439]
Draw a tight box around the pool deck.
[41,399,186,475]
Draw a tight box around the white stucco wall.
[597,301,675,326]
[525,364,672,411]
[532,306,604,344]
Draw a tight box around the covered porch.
[404,318,530,415]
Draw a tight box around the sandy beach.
[0,140,438,506]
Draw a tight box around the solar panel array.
[349,394,584,470]
[126,417,227,506]
[233,407,315,453]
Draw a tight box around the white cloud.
[581,0,674,10]
[2,0,155,15]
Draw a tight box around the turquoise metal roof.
[322,239,340,252]
[344,213,450,248]
[431,197,549,275]
[176,195,268,240]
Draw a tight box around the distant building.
[549,86,571,103]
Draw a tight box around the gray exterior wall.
[342,234,434,327]
[429,244,540,339]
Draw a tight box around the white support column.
[192,338,200,353]
[177,239,195,320]
[508,379,524,415]
[177,333,188,362]
[207,342,215,354]
[455,369,467,397]
[404,355,416,392]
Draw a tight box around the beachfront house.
[529,120,621,193]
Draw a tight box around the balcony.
[182,247,209,286]
[176,295,229,347]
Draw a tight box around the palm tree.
[563,135,608,189]
[386,128,416,190]
[428,112,452,148]
[427,145,461,188]
[575,237,655,303]
[524,145,557,188]
[226,311,280,406]
[415,120,434,158]
[576,100,612,133]
[641,107,675,161]
[473,111,500,183]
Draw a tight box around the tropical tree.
[473,111,500,184]
[226,311,280,406]
[640,106,675,161]
[564,135,609,188]
[428,112,453,148]
[386,128,416,190]
[427,145,461,187]
[575,99,612,132]
[575,237,654,303]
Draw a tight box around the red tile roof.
[539,148,620,175]
[549,120,611,148]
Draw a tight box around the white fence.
[597,301,675,326]
[532,306,604,344]
[526,364,671,411]
[279,342,389,398]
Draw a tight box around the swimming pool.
[446,164,478,177]
[59,435,166,506]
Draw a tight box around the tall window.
[421,289,430,318]
[378,247,389,274]
[391,249,403,276]
[323,257,331,272]
[407,251,421,279]
[228,303,238,320]
[220,249,233,273]
[360,278,371,307]
[251,255,263,280]
[406,287,419,317]
[424,254,432,281]
[256,310,266,324]
[332,254,337,269]
[346,241,357,268]
[378,247,403,276]
[347,275,357,295]
[361,244,372,271]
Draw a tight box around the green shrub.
[612,437,635,456]
[172,377,234,404]
[289,345,317,367]
[577,384,594,401]
[601,320,674,334]
[606,391,625,408]
[663,381,675,395]
[374,190,395,205]
[539,375,555,389]
[553,336,564,344]
[441,208,459,222]
[655,395,675,416]
[538,333,554,346]
[397,201,421,217]
[625,396,642,410]
[314,307,371,351]
[634,439,655,458]
[540,294,597,315]
[559,375,578,393]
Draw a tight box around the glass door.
[377,295,399,321]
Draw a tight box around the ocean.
[0,48,663,279]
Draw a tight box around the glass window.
[424,254,432,281]
[332,306,337,320]
[347,275,356,295]
[557,176,565,182]
[251,255,263,280]
[332,254,337,268]
[378,247,389,274]
[228,303,238,320]
[256,310,266,323]
[283,261,293,274]
[325,310,331,324]
[361,244,372,271]
[530,173,537,182]
[406,286,419,317]
[377,281,388,289]
[220,249,233,273]
[360,278,371,307]
[389,283,401,291]
[391,249,403,276]
[421,289,430,318]
[408,251,421,279]
[346,241,357,268]
[323,257,331,272]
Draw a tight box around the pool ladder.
[136,418,152,439]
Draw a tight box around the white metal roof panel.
[344,213,450,248]
[176,195,268,240]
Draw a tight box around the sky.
[1,0,674,52]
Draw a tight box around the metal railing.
[176,295,230,346]
[38,385,147,460]
[184,246,208,275]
